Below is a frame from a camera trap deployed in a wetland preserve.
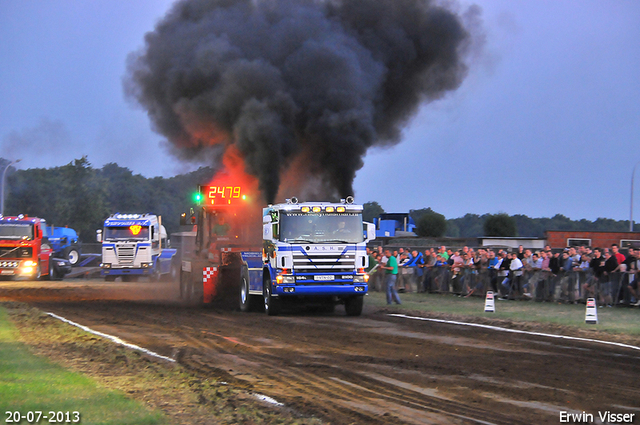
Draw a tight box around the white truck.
[97,213,177,282]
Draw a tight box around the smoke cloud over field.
[125,0,481,203]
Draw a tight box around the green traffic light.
[194,193,202,203]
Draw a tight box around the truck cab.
[260,198,376,315]
[98,213,176,281]
[0,215,58,280]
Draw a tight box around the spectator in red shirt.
[611,244,625,266]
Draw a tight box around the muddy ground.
[1,279,639,425]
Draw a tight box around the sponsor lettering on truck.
[97,213,177,282]
[178,178,375,316]
[0,215,71,280]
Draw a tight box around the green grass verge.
[0,306,166,425]
[366,291,640,337]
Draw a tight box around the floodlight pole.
[631,160,640,232]
[1,159,21,216]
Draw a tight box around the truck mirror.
[263,223,273,240]
[263,215,271,224]
[96,229,103,242]
[364,222,376,243]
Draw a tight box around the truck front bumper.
[101,268,154,276]
[272,284,367,297]
[0,260,39,279]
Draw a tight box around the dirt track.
[2,279,640,424]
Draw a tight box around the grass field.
[0,306,166,425]
[366,291,640,338]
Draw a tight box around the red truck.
[0,215,71,280]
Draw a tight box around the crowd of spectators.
[366,244,640,307]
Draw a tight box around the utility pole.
[631,160,640,232]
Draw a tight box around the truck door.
[37,224,52,274]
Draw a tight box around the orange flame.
[208,145,260,201]
[206,145,262,246]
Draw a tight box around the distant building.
[545,231,640,250]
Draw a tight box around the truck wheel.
[263,279,280,316]
[188,277,203,306]
[344,295,364,316]
[66,246,80,266]
[170,260,180,282]
[239,267,255,312]
[179,270,189,301]
[180,271,203,306]
[105,275,116,282]
[47,259,57,281]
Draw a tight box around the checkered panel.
[203,267,218,283]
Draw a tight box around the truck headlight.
[102,263,111,269]
[20,261,37,275]
[353,275,369,283]
[276,274,295,284]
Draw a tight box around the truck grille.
[0,247,32,258]
[292,252,355,273]
[116,246,135,264]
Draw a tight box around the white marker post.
[585,298,598,324]
[484,291,495,313]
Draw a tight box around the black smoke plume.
[125,0,480,203]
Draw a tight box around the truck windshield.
[279,212,364,243]
[104,226,150,241]
[0,223,33,240]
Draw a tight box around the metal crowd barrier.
[369,265,637,305]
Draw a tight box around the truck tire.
[179,270,189,301]
[263,278,280,316]
[105,275,116,282]
[344,295,364,316]
[65,246,80,266]
[239,267,256,312]
[189,278,203,306]
[170,260,180,282]
[47,258,57,281]
[180,271,203,306]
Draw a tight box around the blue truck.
[178,183,375,316]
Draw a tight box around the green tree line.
[364,202,632,238]
[4,157,631,242]
[4,157,215,242]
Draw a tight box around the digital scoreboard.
[198,185,247,206]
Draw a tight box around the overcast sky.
[1,1,639,222]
